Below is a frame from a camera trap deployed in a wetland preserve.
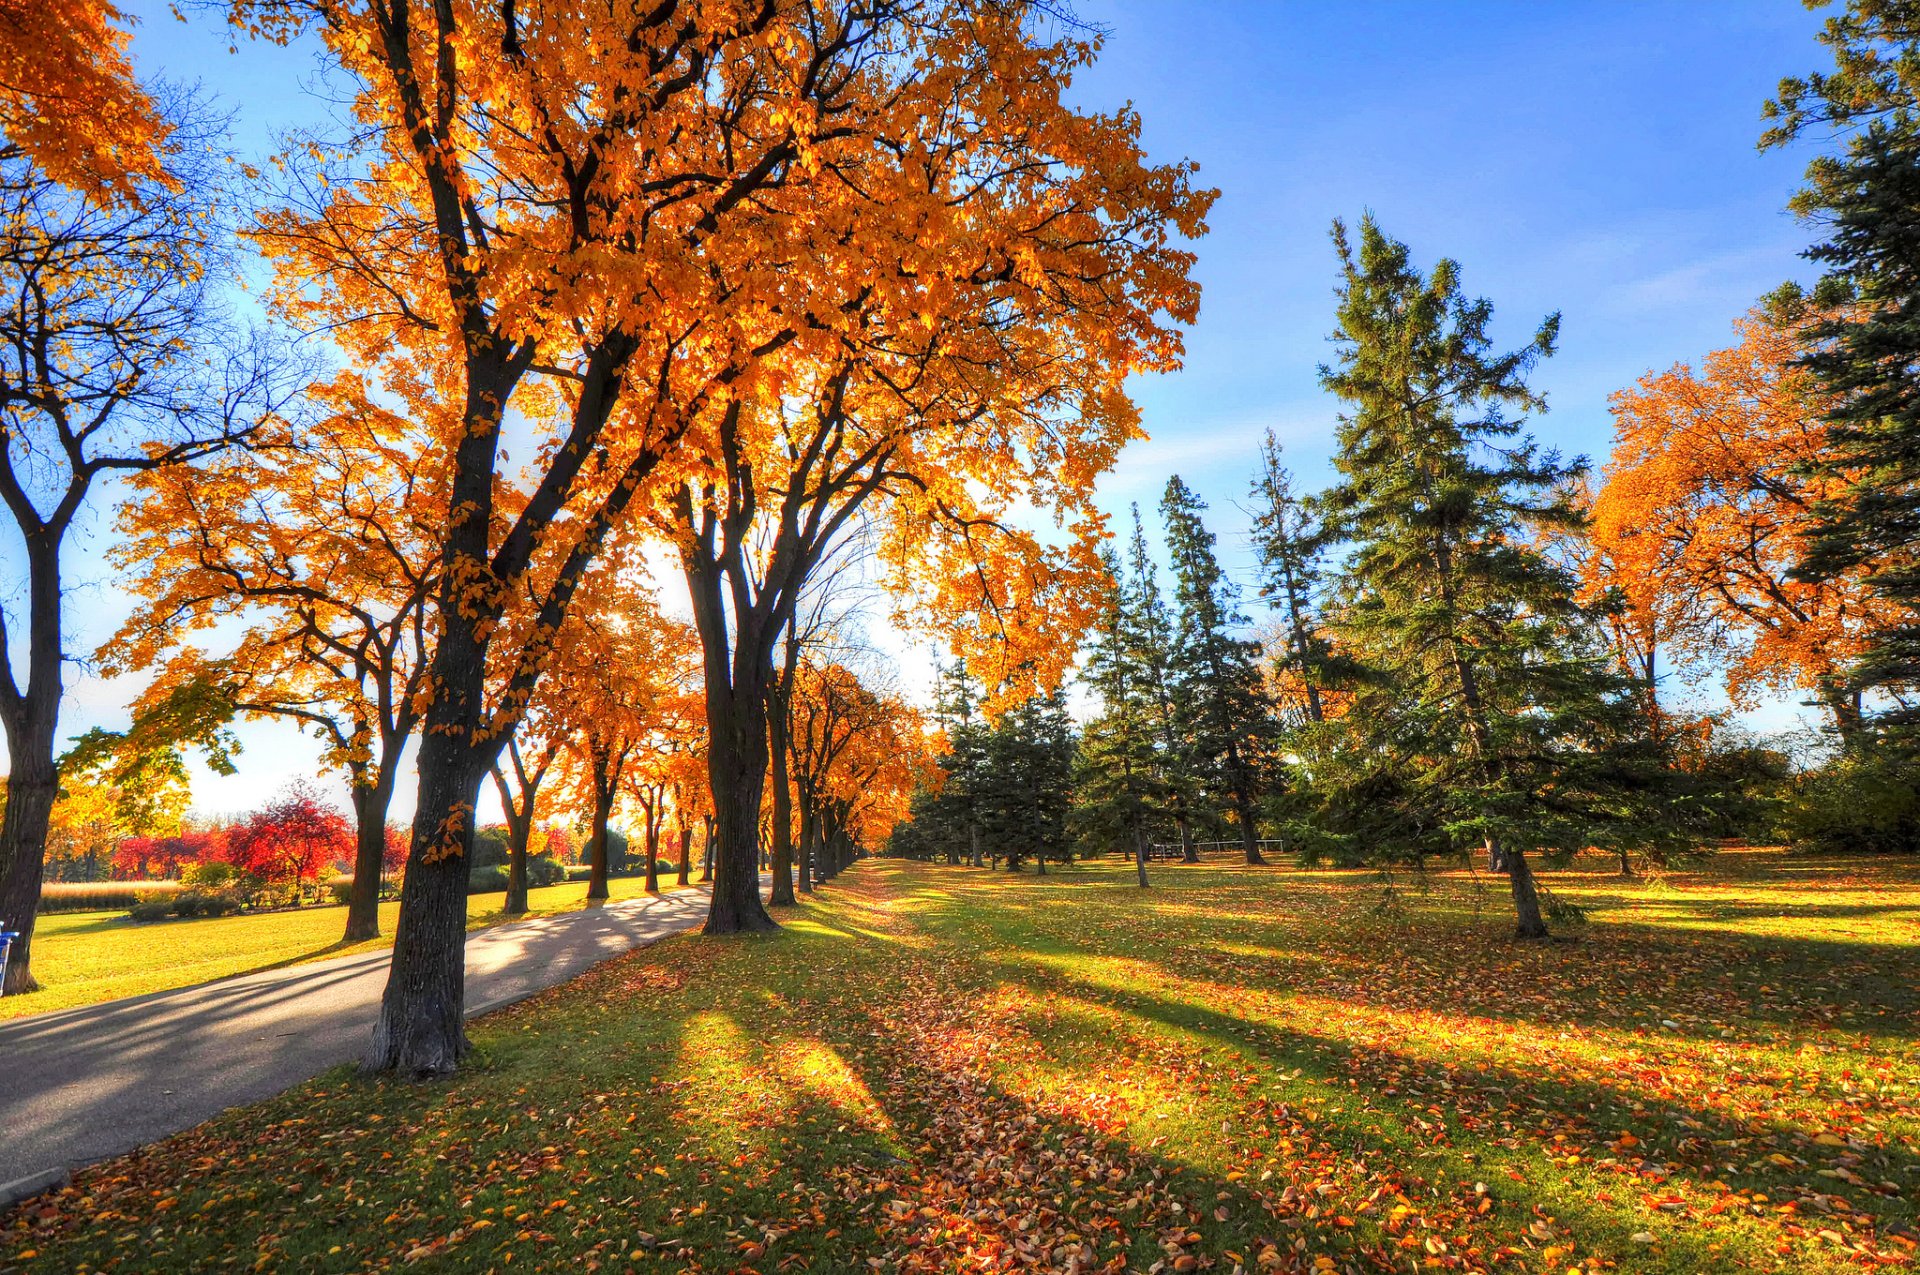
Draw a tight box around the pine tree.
[1160,476,1277,865]
[1249,429,1333,726]
[1765,4,1920,744]
[1318,216,1677,938]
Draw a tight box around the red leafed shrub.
[224,782,355,886]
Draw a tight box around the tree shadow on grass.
[987,950,1916,1265]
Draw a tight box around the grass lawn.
[2,876,698,1021]
[4,851,1917,1273]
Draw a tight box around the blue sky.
[21,1,1835,817]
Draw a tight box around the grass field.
[2,876,695,1021]
[3,851,1916,1274]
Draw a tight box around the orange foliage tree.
[0,88,292,996]
[108,377,438,942]
[0,0,167,201]
[1592,309,1896,743]
[656,7,1212,932]
[230,0,1201,1071]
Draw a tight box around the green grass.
[4,851,1916,1274]
[3,875,696,1021]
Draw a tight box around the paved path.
[0,887,718,1192]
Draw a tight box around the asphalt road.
[0,886,717,1194]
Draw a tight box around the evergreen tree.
[1317,216,1679,938]
[1126,506,1203,861]
[1160,475,1278,865]
[1074,546,1159,886]
[1765,4,1920,743]
[927,658,991,865]
[1249,429,1333,727]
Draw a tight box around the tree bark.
[1494,837,1549,939]
[587,788,614,902]
[677,825,692,887]
[767,696,797,906]
[0,534,62,996]
[365,732,486,1077]
[643,804,661,894]
[1227,740,1267,866]
[343,762,398,942]
[1134,823,1150,889]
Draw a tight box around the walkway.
[0,887,715,1196]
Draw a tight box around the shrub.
[170,889,246,918]
[128,896,177,922]
[43,881,181,914]
[1785,753,1920,853]
[471,825,511,870]
[527,854,565,888]
[325,874,355,905]
[563,864,593,882]
[467,864,509,895]
[181,860,244,890]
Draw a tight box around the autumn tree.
[1317,217,1681,938]
[0,84,291,992]
[109,376,437,941]
[1593,310,1894,743]
[226,781,356,889]
[0,0,166,201]
[649,2,1209,933]
[229,0,1207,1072]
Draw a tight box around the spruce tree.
[1126,506,1203,861]
[931,659,991,866]
[1319,217,1686,938]
[1766,4,1920,744]
[1250,429,1333,726]
[1075,546,1160,886]
[1160,475,1277,865]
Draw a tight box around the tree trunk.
[365,735,487,1077]
[968,821,982,868]
[1225,738,1267,865]
[797,799,816,893]
[703,682,777,932]
[0,534,63,996]
[504,815,531,916]
[0,715,56,996]
[1175,807,1198,863]
[344,766,397,943]
[1134,823,1150,889]
[643,808,660,894]
[587,789,613,902]
[767,706,797,906]
[1496,837,1549,939]
[677,825,692,886]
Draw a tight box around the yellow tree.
[1594,309,1897,743]
[0,0,167,201]
[0,89,292,995]
[235,0,1186,1071]
[107,375,438,942]
[661,10,1212,927]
